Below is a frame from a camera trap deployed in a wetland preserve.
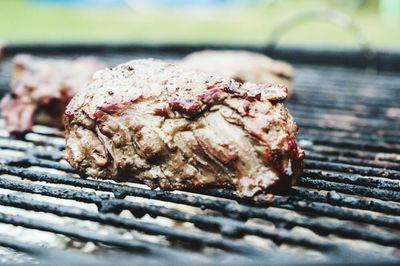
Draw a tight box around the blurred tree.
[379,0,400,23]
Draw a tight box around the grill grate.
[0,45,399,265]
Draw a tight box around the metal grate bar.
[199,188,400,230]
[0,212,152,252]
[293,110,400,128]
[302,132,400,146]
[305,160,400,179]
[6,156,400,192]
[0,194,263,255]
[9,156,400,203]
[305,153,400,171]
[0,178,336,252]
[303,169,400,191]
[306,138,400,154]
[304,145,400,164]
[288,187,400,216]
[1,165,399,248]
[298,177,400,202]
[7,157,77,173]
[298,121,400,139]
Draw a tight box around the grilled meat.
[180,50,294,95]
[64,59,304,197]
[0,54,105,133]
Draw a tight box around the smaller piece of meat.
[0,54,105,134]
[180,50,294,95]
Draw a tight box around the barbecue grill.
[0,43,399,265]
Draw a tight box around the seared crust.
[64,59,304,197]
[0,54,105,133]
[180,50,294,95]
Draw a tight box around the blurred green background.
[0,0,399,49]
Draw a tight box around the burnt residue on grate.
[0,46,400,265]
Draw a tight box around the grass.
[0,0,399,49]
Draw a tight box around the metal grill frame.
[0,43,399,265]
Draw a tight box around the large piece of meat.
[0,54,105,133]
[180,50,294,95]
[64,59,304,197]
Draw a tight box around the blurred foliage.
[0,0,399,49]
